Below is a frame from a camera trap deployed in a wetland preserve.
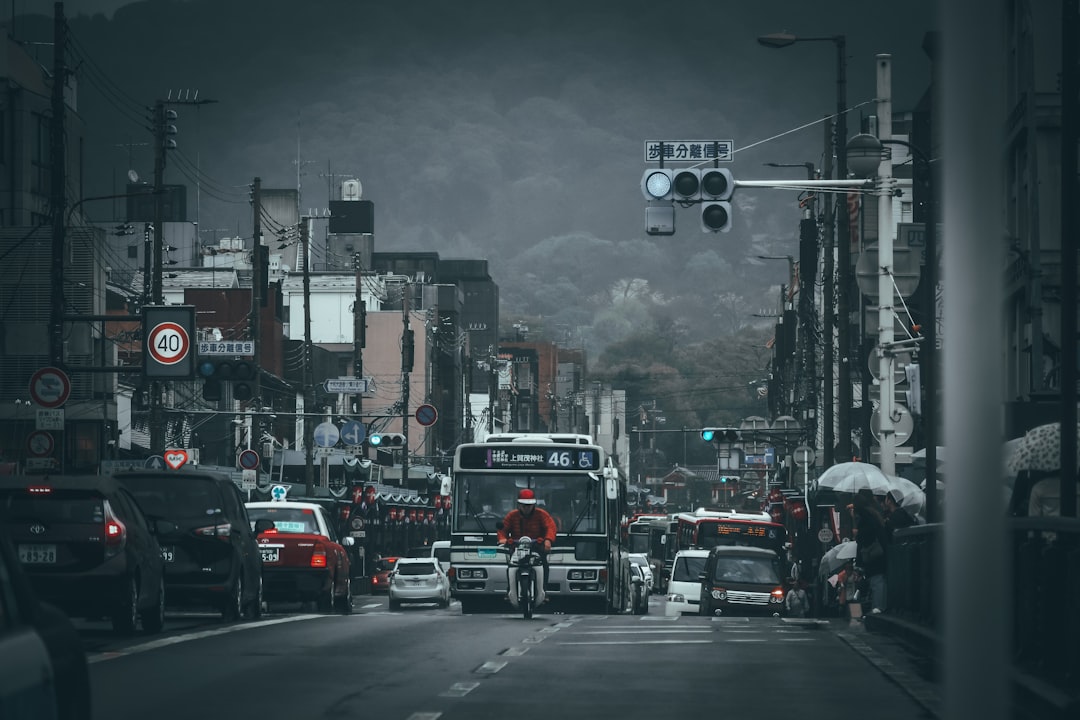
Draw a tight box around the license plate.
[19,544,56,564]
[260,548,280,563]
[161,547,175,563]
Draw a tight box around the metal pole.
[835,36,852,462]
[822,117,836,466]
[875,55,896,476]
[302,218,315,496]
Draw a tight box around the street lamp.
[758,31,850,466]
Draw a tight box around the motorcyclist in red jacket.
[497,489,557,551]
[498,489,557,607]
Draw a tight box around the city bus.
[674,508,786,556]
[448,434,633,614]
[626,513,667,555]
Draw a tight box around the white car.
[388,557,452,609]
[629,553,654,593]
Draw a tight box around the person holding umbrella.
[851,491,889,613]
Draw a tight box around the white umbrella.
[815,462,892,496]
[885,475,926,513]
[820,541,859,575]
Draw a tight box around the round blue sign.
[339,420,367,447]
[313,421,340,448]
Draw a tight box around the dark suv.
[697,545,787,617]
[0,475,168,635]
[116,469,263,621]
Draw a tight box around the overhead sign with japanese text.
[644,140,733,163]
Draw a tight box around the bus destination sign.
[707,521,781,540]
[459,445,600,471]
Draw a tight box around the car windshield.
[396,562,437,576]
[672,555,707,583]
[119,475,221,519]
[0,489,104,523]
[712,556,781,584]
[248,506,319,534]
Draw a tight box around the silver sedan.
[388,558,451,609]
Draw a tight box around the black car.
[697,545,787,617]
[0,525,92,720]
[0,474,168,635]
[116,469,263,621]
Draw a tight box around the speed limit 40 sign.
[143,306,196,378]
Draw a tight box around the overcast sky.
[12,0,939,350]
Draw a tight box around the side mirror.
[697,573,707,582]
[253,518,276,534]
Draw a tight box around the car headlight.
[568,569,598,581]
[668,593,685,603]
[709,588,727,600]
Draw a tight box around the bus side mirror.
[605,477,618,501]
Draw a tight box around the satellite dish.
[127,169,139,183]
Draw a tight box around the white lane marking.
[407,714,442,720]
[502,647,530,656]
[560,639,713,645]
[521,636,545,644]
[575,629,712,634]
[440,682,481,697]
[475,660,508,674]
[361,603,382,609]
[536,626,560,634]
[87,615,325,664]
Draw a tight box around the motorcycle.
[505,536,545,619]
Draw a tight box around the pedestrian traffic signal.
[903,362,922,415]
[701,427,740,442]
[197,358,255,401]
[640,168,674,201]
[700,168,734,233]
[369,432,404,448]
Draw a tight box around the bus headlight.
[568,569,598,581]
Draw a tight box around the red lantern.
[769,508,783,523]
[408,509,417,523]
[434,495,444,509]
[365,486,377,504]
[427,510,435,524]
[790,503,808,521]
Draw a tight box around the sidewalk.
[836,612,1078,720]
[831,614,943,719]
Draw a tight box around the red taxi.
[370,556,398,594]
[245,501,354,613]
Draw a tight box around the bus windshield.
[453,473,601,534]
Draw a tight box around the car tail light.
[447,566,456,580]
[27,485,52,494]
[103,502,127,555]
[310,543,327,568]
[193,523,232,541]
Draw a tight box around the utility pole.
[401,281,412,487]
[250,177,262,408]
[353,253,366,424]
[834,36,852,464]
[875,55,897,475]
[302,218,315,496]
[49,4,67,368]
[148,99,169,454]
[821,118,835,466]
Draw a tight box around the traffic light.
[369,432,404,448]
[197,358,255,402]
[671,168,701,203]
[640,168,674,201]
[701,427,740,442]
[700,167,733,233]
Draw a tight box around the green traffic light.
[701,429,715,442]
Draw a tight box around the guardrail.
[887,518,1080,715]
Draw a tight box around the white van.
[430,540,451,574]
[407,541,451,574]
[665,549,709,616]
